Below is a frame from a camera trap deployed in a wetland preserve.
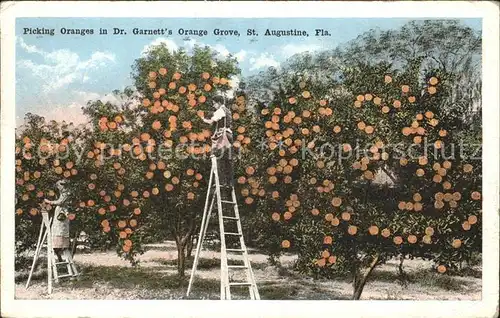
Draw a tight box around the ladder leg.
[26,221,46,289]
[68,249,79,276]
[62,249,74,277]
[213,156,230,300]
[231,189,260,300]
[187,162,215,297]
[45,215,53,294]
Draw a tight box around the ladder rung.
[221,200,237,204]
[56,274,73,278]
[222,216,239,220]
[226,248,245,252]
[229,282,252,286]
[228,265,248,269]
[55,261,70,265]
[224,232,242,236]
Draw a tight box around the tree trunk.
[397,254,409,286]
[186,234,195,260]
[352,254,380,300]
[176,241,187,278]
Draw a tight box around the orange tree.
[15,114,94,263]
[127,44,241,276]
[75,95,150,264]
[251,58,482,299]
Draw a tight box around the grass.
[152,257,269,271]
[16,247,481,300]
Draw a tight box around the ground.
[15,241,481,300]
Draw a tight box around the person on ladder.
[44,180,78,277]
[201,94,234,200]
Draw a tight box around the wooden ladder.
[26,210,79,294]
[187,155,260,300]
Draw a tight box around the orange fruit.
[384,75,392,83]
[134,208,141,215]
[341,212,351,221]
[317,258,326,267]
[425,227,434,236]
[433,175,443,183]
[368,225,379,235]
[468,215,478,225]
[413,202,423,212]
[328,255,337,264]
[393,100,401,108]
[272,213,280,221]
[462,221,471,231]
[422,235,432,244]
[382,106,390,113]
[437,265,446,273]
[331,197,342,207]
[347,225,358,235]
[428,86,437,94]
[434,201,444,209]
[393,236,403,245]
[323,236,333,244]
[463,164,473,173]
[365,126,374,134]
[331,217,340,226]
[373,97,382,105]
[311,208,320,216]
[471,191,481,200]
[452,239,462,248]
[321,250,330,258]
[405,202,414,211]
[429,77,438,85]
[281,240,290,248]
[407,235,417,244]
[416,169,425,177]
[356,95,365,102]
[408,96,416,103]
[381,228,391,238]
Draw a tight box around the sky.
[15,18,481,127]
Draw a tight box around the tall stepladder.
[187,155,260,300]
[26,208,79,294]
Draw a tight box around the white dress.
[46,190,70,248]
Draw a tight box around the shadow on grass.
[152,257,268,271]
[367,268,470,292]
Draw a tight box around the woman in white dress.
[44,180,77,275]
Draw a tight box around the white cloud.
[17,37,116,92]
[42,102,88,126]
[145,37,243,64]
[222,75,241,99]
[234,50,247,62]
[140,38,178,55]
[212,44,230,57]
[281,43,321,58]
[74,90,101,101]
[249,53,280,71]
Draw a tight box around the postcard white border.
[1,1,499,318]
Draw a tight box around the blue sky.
[15,18,481,126]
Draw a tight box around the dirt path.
[15,242,481,300]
